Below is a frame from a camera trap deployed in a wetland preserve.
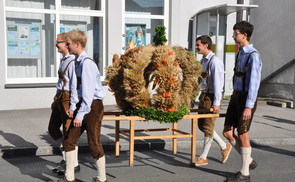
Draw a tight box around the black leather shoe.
[57,176,75,182]
[57,165,80,175]
[52,160,65,173]
[226,172,250,182]
[249,160,257,170]
[57,168,65,175]
[74,165,80,173]
[92,177,108,182]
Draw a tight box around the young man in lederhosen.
[223,21,262,182]
[194,35,232,166]
[58,30,107,182]
[48,33,80,175]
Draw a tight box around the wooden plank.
[172,129,189,135]
[191,118,197,163]
[102,116,146,121]
[102,113,223,121]
[115,120,120,157]
[134,134,193,140]
[182,113,221,119]
[120,128,189,135]
[131,128,173,132]
[129,119,135,166]
[120,130,130,137]
[173,122,177,154]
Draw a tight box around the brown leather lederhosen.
[63,57,105,159]
[48,59,75,140]
[198,55,219,138]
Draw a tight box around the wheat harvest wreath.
[105,26,202,123]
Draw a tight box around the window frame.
[122,0,169,52]
[4,0,106,85]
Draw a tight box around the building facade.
[1,0,292,110]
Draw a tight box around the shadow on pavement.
[254,145,295,157]
[0,130,59,181]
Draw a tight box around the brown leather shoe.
[194,157,208,166]
[221,143,232,163]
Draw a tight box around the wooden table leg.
[115,120,120,157]
[129,119,135,166]
[191,118,197,163]
[172,122,178,154]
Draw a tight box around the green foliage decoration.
[153,25,168,46]
[125,105,189,123]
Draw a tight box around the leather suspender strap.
[76,57,94,90]
[242,51,257,92]
[60,59,75,91]
[83,57,94,63]
[233,51,258,92]
[205,55,215,93]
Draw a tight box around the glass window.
[125,18,163,48]
[6,14,104,79]
[60,15,104,74]
[6,12,56,78]
[61,0,101,11]
[5,0,55,9]
[197,13,226,37]
[125,0,164,15]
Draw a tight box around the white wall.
[251,0,295,99]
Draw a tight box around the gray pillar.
[236,0,245,22]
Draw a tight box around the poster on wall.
[125,24,146,48]
[30,26,40,40]
[19,41,30,55]
[19,26,29,40]
[7,25,18,40]
[7,41,18,55]
[6,18,42,58]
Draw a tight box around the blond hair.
[57,32,67,41]
[67,29,87,48]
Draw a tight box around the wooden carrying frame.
[102,109,226,166]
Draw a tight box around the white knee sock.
[74,146,79,167]
[65,150,76,181]
[95,156,107,181]
[240,147,252,176]
[200,137,213,159]
[55,137,65,161]
[213,130,226,150]
[231,140,253,161]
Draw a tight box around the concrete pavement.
[0,99,295,157]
